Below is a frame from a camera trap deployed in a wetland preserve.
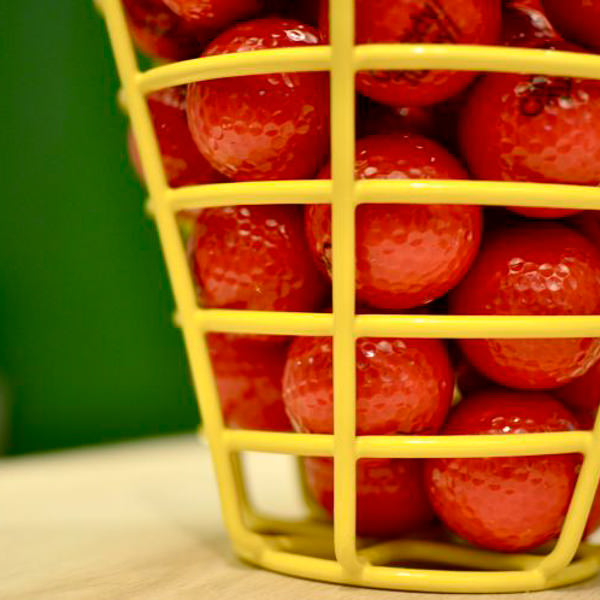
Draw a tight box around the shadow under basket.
[98,0,600,592]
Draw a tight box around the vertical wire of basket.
[99,0,600,591]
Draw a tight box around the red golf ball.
[459,56,600,218]
[501,1,560,47]
[556,359,600,416]
[189,205,329,313]
[450,222,600,390]
[305,457,434,537]
[569,399,600,538]
[122,0,209,61]
[320,0,501,107]
[128,86,225,188]
[163,0,263,30]
[187,17,330,181]
[426,389,580,552]
[283,336,453,435]
[542,0,600,52]
[305,134,482,310]
[207,333,291,431]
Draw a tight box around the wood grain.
[2,435,599,600]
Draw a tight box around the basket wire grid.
[99,0,600,592]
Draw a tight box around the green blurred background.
[0,1,198,454]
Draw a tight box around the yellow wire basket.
[99,0,600,593]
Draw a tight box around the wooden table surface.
[3,435,600,600]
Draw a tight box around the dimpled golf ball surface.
[163,0,263,30]
[320,0,500,106]
[542,0,600,52]
[305,134,482,310]
[190,205,328,313]
[304,457,434,537]
[207,333,291,431]
[130,86,225,188]
[122,0,208,61]
[450,223,600,389]
[425,389,580,552]
[283,336,453,435]
[186,18,330,181]
[459,67,600,218]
